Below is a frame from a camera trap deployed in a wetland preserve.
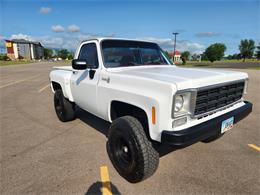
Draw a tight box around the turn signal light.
[152,106,156,125]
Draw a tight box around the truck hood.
[107,65,248,90]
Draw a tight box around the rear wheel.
[54,89,76,122]
[107,116,159,183]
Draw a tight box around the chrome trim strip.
[192,99,243,119]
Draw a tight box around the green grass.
[0,60,72,67]
[185,59,259,63]
[248,67,260,70]
[183,59,260,65]
[176,59,260,69]
[177,63,210,67]
[221,59,259,63]
[0,60,34,66]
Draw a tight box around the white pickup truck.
[49,38,252,183]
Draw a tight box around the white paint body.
[49,38,248,142]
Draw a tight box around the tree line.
[176,39,260,64]
[0,48,74,61]
[44,48,74,60]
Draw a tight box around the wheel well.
[52,82,62,91]
[111,101,150,137]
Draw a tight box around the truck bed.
[53,66,73,71]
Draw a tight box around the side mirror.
[72,59,89,70]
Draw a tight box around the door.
[70,42,100,115]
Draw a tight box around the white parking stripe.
[0,75,40,89]
[38,84,50,93]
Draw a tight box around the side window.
[78,43,99,68]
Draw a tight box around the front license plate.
[221,117,234,133]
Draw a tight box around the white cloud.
[67,25,80,33]
[52,24,81,33]
[177,40,205,54]
[7,34,203,54]
[7,33,103,50]
[52,25,65,33]
[195,32,220,37]
[140,37,205,54]
[40,7,51,14]
[11,33,35,41]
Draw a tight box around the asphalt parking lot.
[0,62,259,194]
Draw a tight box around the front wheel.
[54,89,76,122]
[107,116,159,183]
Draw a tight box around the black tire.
[201,132,224,143]
[54,89,76,122]
[107,116,159,183]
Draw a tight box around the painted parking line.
[0,75,40,89]
[38,83,50,93]
[100,166,112,195]
[248,144,260,152]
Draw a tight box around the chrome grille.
[194,81,245,116]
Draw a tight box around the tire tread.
[107,115,159,183]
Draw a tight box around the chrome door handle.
[101,76,110,83]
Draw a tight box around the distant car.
[49,38,252,183]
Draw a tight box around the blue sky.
[0,0,259,54]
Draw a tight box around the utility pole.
[172,32,179,61]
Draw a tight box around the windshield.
[102,40,173,68]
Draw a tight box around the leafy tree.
[181,51,190,65]
[226,55,233,60]
[226,54,240,60]
[205,43,226,62]
[0,53,10,61]
[231,54,237,60]
[44,48,53,59]
[239,39,255,61]
[201,52,208,61]
[191,53,199,61]
[57,49,69,60]
[233,53,242,60]
[67,52,74,60]
[163,50,171,59]
[255,43,260,60]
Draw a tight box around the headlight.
[174,95,184,112]
[243,78,249,95]
[172,91,196,117]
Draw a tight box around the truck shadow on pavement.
[76,107,177,157]
[85,181,121,195]
[153,143,177,157]
[76,107,111,137]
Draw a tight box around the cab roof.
[81,37,157,44]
